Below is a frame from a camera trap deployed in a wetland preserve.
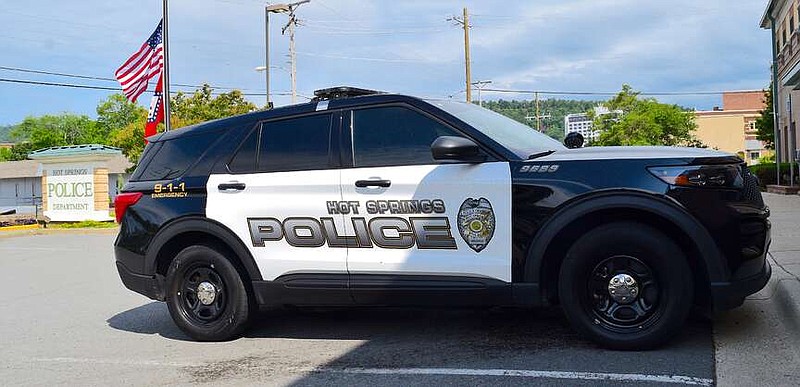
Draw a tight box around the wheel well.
[538,208,710,306]
[154,232,254,291]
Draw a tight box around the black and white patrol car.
[114,87,770,349]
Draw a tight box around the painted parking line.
[323,368,714,386]
[24,358,714,385]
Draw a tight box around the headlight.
[647,165,744,188]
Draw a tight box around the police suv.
[114,87,770,349]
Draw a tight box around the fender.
[144,216,263,281]
[524,189,728,286]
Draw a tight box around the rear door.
[339,105,512,304]
[206,112,350,286]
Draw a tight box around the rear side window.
[136,132,218,181]
[257,114,332,173]
[228,128,258,173]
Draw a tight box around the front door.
[339,105,512,304]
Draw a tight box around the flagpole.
[162,0,172,131]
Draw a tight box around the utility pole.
[535,92,541,131]
[449,8,472,103]
[162,0,171,131]
[471,80,492,107]
[280,0,310,104]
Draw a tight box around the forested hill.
[482,99,601,141]
[0,125,13,142]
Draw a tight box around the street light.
[262,3,292,109]
[262,1,309,107]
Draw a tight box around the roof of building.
[694,109,761,117]
[0,160,40,179]
[761,0,787,29]
[0,153,132,179]
[28,144,122,159]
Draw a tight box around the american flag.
[115,20,164,103]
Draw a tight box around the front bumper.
[709,257,771,311]
[116,261,165,301]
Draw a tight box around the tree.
[481,98,601,141]
[109,85,257,166]
[592,85,702,147]
[755,86,775,150]
[96,94,147,138]
[171,84,257,125]
[110,114,148,166]
[3,114,99,160]
[0,147,11,161]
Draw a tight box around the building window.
[749,151,760,160]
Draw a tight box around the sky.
[0,0,774,126]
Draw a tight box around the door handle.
[355,179,391,188]
[218,182,246,191]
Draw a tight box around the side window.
[258,113,332,173]
[135,132,217,181]
[228,128,258,173]
[352,106,461,167]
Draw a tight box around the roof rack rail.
[312,86,383,101]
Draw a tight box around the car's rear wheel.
[165,245,251,341]
[558,222,693,350]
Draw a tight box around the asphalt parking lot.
[0,230,716,386]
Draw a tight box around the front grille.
[741,167,764,207]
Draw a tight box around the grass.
[49,220,118,229]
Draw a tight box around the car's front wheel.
[558,222,693,350]
[165,245,252,341]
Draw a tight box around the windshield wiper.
[527,150,556,160]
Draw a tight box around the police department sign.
[47,166,93,211]
[41,162,112,222]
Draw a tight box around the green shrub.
[50,220,117,229]
[749,163,800,187]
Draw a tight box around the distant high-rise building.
[564,113,596,142]
[564,106,620,143]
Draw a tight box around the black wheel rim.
[586,255,661,332]
[178,264,226,324]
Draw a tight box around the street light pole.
[264,6,271,108]
[261,1,307,107]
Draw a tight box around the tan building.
[761,1,800,184]
[694,91,770,165]
[0,145,131,219]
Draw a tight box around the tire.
[165,244,252,341]
[558,222,693,350]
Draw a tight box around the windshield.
[429,100,565,158]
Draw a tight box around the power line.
[0,65,253,91]
[0,76,312,99]
[481,88,727,97]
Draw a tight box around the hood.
[535,146,740,164]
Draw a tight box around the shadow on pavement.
[107,301,706,350]
[107,302,713,385]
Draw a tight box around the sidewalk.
[715,193,800,386]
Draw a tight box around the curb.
[0,224,40,232]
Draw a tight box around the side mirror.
[564,132,584,149]
[431,136,486,163]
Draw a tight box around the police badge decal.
[457,198,496,252]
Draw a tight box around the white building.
[564,106,622,143]
[564,113,597,142]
